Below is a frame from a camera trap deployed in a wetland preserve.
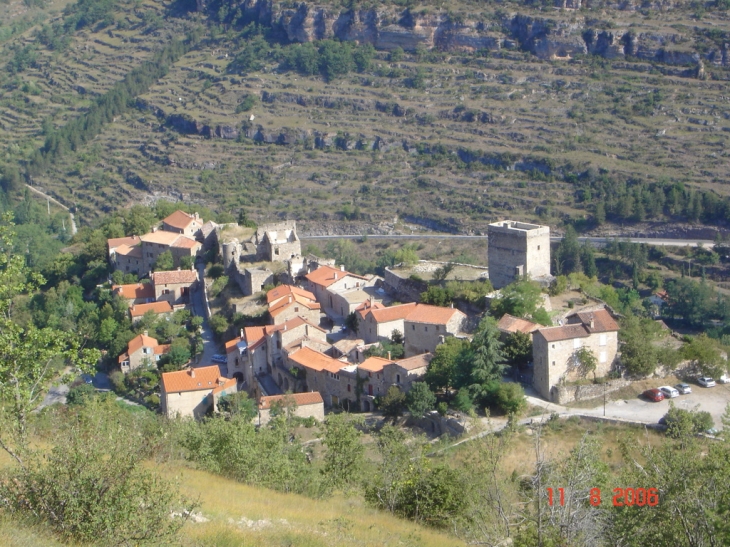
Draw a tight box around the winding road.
[24,184,77,235]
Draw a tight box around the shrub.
[66,383,96,406]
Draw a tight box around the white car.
[719,374,730,384]
[675,383,692,395]
[698,377,716,388]
[659,386,679,398]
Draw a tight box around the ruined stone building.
[487,220,551,289]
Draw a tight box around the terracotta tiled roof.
[211,377,237,396]
[405,304,465,325]
[288,346,346,373]
[358,356,391,373]
[171,237,199,249]
[536,324,590,343]
[129,301,173,318]
[150,270,198,285]
[108,235,141,249]
[368,302,417,323]
[126,333,160,355]
[269,294,321,317]
[355,300,384,313]
[112,283,154,301]
[244,326,266,344]
[259,391,324,409]
[154,344,171,355]
[264,316,325,336]
[118,352,129,364]
[568,309,619,334]
[162,210,196,230]
[266,285,316,304]
[497,314,541,335]
[305,265,366,288]
[141,231,182,245]
[394,353,433,371]
[114,243,142,258]
[161,365,224,394]
[225,336,243,354]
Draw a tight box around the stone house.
[111,242,144,275]
[357,301,417,344]
[305,265,378,321]
[226,326,266,388]
[357,356,391,411]
[117,331,170,373]
[267,285,317,308]
[403,305,467,357]
[129,301,173,323]
[331,338,366,363]
[356,353,432,412]
[268,292,321,326]
[112,282,155,305]
[161,210,203,238]
[149,269,198,306]
[160,366,237,419]
[255,221,301,262]
[496,314,541,339]
[488,220,551,289]
[257,392,325,426]
[285,346,357,409]
[241,266,275,296]
[532,308,619,401]
[140,231,201,275]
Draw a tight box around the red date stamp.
[547,487,659,507]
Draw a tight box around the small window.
[599,334,607,346]
[412,325,415,331]
[436,326,440,332]
[425,326,428,332]
[552,344,556,349]
[552,361,556,366]
[294,307,299,312]
[347,384,351,392]
[396,374,401,383]
[537,245,541,251]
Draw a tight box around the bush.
[491,382,527,416]
[453,389,473,413]
[66,383,96,406]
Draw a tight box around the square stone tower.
[488,220,551,289]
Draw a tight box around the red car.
[643,389,665,402]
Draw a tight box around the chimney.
[334,273,338,280]
[590,318,595,329]
[288,295,292,304]
[177,267,181,271]
[240,328,244,338]
[340,265,345,271]
[284,324,287,331]
[188,368,195,378]
[143,330,148,337]
[387,351,391,361]
[217,377,225,386]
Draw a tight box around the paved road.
[191,264,218,368]
[301,234,715,248]
[35,384,69,410]
[25,184,77,235]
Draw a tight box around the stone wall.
[383,267,428,303]
[488,221,551,289]
[551,378,631,405]
[408,411,467,438]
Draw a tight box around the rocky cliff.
[200,0,728,69]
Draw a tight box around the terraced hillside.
[1,0,730,234]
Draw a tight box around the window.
[436,326,440,332]
[425,326,428,332]
[347,384,351,392]
[162,289,171,295]
[552,361,556,366]
[329,372,340,380]
[396,374,401,383]
[276,341,281,349]
[537,245,541,251]
[294,307,299,312]
[552,344,555,349]
[599,334,607,346]
[412,325,415,331]
[600,352,607,363]
[275,248,280,255]
[143,348,151,354]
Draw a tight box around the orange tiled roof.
[127,333,160,355]
[394,353,432,371]
[269,294,321,317]
[244,325,267,344]
[358,356,391,373]
[212,377,237,396]
[264,316,325,336]
[129,301,173,318]
[568,309,619,334]
[288,346,346,374]
[118,352,129,364]
[368,302,417,323]
[497,314,541,335]
[155,344,171,355]
[114,243,143,258]
[171,237,199,249]
[151,270,198,285]
[536,324,590,343]
[305,265,366,288]
[108,235,141,249]
[259,391,324,409]
[161,365,224,393]
[266,285,316,304]
[112,283,154,301]
[225,336,243,354]
[405,304,465,325]
[355,300,384,314]
[163,210,196,230]
[141,231,182,245]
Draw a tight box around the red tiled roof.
[108,235,141,249]
[568,309,619,334]
[305,265,366,288]
[269,294,321,317]
[358,356,391,373]
[150,270,198,285]
[394,353,432,371]
[212,377,237,396]
[497,314,541,334]
[126,333,160,355]
[266,285,316,304]
[244,326,266,345]
[264,316,325,336]
[141,231,182,245]
[129,301,173,318]
[163,210,196,230]
[154,344,171,355]
[368,302,417,323]
[405,304,465,325]
[118,352,129,364]
[288,346,346,373]
[112,283,154,301]
[114,243,143,258]
[225,336,243,354]
[259,391,324,409]
[161,365,223,393]
[355,300,384,314]
[171,237,199,249]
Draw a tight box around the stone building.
[285,346,357,409]
[487,220,551,289]
[112,282,155,306]
[305,265,379,321]
[357,301,417,344]
[383,353,432,392]
[532,308,619,401]
[267,285,321,326]
[496,314,541,339]
[129,301,173,323]
[117,332,170,373]
[403,305,467,357]
[357,354,432,412]
[255,221,301,262]
[161,210,203,238]
[257,392,325,426]
[149,269,198,306]
[241,266,275,296]
[160,366,237,419]
[140,231,201,275]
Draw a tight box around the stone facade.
[255,221,301,262]
[487,220,551,289]
[257,392,325,426]
[532,309,619,401]
[357,302,416,344]
[305,265,377,320]
[150,270,198,306]
[160,366,237,419]
[404,307,467,357]
[551,379,632,405]
[242,266,275,296]
[117,332,169,373]
[161,211,203,238]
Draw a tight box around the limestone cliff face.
[199,1,727,68]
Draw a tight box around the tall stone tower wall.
[488,220,551,289]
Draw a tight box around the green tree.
[503,331,533,368]
[218,391,256,421]
[490,280,543,319]
[66,383,96,406]
[179,255,194,270]
[379,385,406,422]
[321,414,363,491]
[424,336,469,393]
[574,346,598,378]
[681,334,725,378]
[406,382,436,418]
[153,250,174,271]
[456,316,506,405]
[345,311,359,334]
[491,382,527,415]
[554,225,582,275]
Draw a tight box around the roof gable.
[151,270,198,285]
[259,391,323,409]
[266,285,316,304]
[405,304,465,325]
[358,356,391,373]
[305,265,365,288]
[497,314,541,334]
[161,365,224,393]
[288,346,346,373]
[394,352,433,371]
[127,333,160,355]
[162,210,196,230]
[112,283,154,300]
[129,301,173,317]
[368,302,417,323]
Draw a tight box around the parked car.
[675,383,692,395]
[80,374,94,385]
[719,374,730,384]
[212,354,227,364]
[698,377,716,388]
[642,389,665,402]
[659,386,679,398]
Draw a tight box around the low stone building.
[305,265,379,321]
[110,241,144,275]
[117,332,170,373]
[357,301,417,344]
[285,346,357,409]
[496,314,541,339]
[403,305,467,357]
[241,266,274,296]
[357,354,432,411]
[532,308,619,401]
[161,210,203,238]
[150,269,198,306]
[383,353,432,392]
[160,366,237,419]
[112,282,155,305]
[268,293,321,325]
[129,301,173,323]
[257,392,325,426]
[255,221,301,262]
[140,231,201,275]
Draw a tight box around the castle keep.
[487,220,551,289]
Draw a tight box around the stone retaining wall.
[552,378,631,405]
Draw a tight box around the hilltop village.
[106,211,627,423]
